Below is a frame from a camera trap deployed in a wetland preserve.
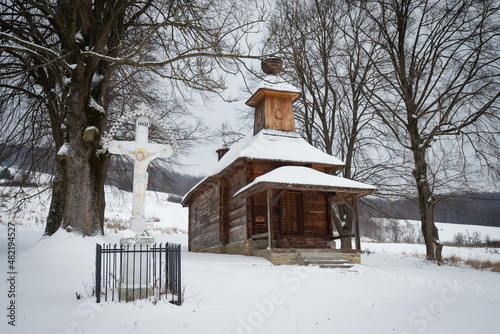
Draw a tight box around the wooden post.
[220,179,229,246]
[267,188,273,251]
[353,194,361,251]
[327,196,333,239]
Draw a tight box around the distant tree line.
[361,193,500,228]
[106,161,203,198]
[1,142,203,198]
[4,143,497,227]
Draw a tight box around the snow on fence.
[95,242,182,305]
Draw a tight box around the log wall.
[227,167,248,244]
[188,184,221,251]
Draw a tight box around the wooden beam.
[327,195,333,238]
[251,232,269,240]
[267,188,273,251]
[220,178,229,246]
[332,234,355,240]
[336,192,355,211]
[353,194,361,251]
[272,189,285,206]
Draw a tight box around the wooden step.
[288,243,329,249]
[297,251,354,268]
[304,259,352,268]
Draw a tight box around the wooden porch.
[246,234,360,267]
[235,177,374,254]
[230,166,376,267]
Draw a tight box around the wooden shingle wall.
[188,184,221,251]
[227,168,248,244]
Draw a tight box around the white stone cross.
[108,108,174,233]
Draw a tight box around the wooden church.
[182,59,375,266]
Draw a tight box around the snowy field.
[1,185,500,334]
[372,217,500,246]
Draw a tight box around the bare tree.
[360,0,500,260]
[0,0,268,236]
[268,0,383,248]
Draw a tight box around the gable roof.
[182,129,345,206]
[215,129,344,174]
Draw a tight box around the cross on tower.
[136,102,150,114]
[221,123,229,148]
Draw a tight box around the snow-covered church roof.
[214,129,344,175]
[182,129,346,205]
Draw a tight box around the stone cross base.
[120,286,154,302]
[120,236,155,246]
[130,216,147,233]
[119,237,155,301]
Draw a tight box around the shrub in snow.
[167,194,182,203]
[0,168,12,180]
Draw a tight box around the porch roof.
[233,166,376,199]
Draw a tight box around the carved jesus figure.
[118,145,167,215]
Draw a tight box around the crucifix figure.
[108,105,174,232]
[118,145,167,215]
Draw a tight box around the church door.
[279,191,304,235]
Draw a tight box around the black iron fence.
[95,242,182,305]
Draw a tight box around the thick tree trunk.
[332,204,353,249]
[59,67,108,235]
[44,157,67,236]
[45,48,110,236]
[62,149,107,236]
[412,150,442,261]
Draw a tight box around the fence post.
[119,245,123,302]
[177,244,182,305]
[95,244,102,303]
[159,243,162,300]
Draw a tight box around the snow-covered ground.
[1,185,499,334]
[373,217,500,245]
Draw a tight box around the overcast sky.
[175,1,272,176]
[175,71,255,176]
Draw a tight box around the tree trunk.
[61,148,107,236]
[332,204,353,249]
[59,63,109,235]
[43,49,110,236]
[335,134,356,250]
[44,157,67,236]
[412,150,442,261]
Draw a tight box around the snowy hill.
[370,218,500,245]
[1,185,499,333]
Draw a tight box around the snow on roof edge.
[256,75,301,94]
[233,166,376,198]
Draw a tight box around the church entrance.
[278,191,304,235]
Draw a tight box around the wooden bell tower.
[246,58,301,135]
